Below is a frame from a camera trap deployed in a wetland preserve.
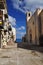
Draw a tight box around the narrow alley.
[0,43,43,65]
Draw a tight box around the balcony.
[4,14,8,18]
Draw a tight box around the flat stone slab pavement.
[0,43,43,65]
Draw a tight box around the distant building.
[22,34,27,42]
[26,8,43,45]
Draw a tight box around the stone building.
[0,0,8,48]
[26,8,43,45]
[0,0,15,48]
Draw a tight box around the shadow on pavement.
[17,42,43,53]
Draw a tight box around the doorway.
[30,34,32,43]
[39,35,43,46]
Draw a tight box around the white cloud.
[11,0,43,13]
[16,26,26,38]
[20,32,26,35]
[17,26,25,30]
[17,31,26,39]
[17,31,26,35]
[8,15,16,26]
[16,26,26,39]
[11,0,28,13]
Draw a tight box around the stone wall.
[26,8,43,45]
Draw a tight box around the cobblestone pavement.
[0,43,43,65]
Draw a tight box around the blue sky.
[6,0,43,39]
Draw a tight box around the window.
[30,34,32,43]
[4,30,6,35]
[0,0,3,1]
[4,14,8,18]
[28,13,30,16]
[0,10,3,15]
[8,26,12,31]
[0,2,5,9]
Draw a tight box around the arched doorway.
[30,33,32,43]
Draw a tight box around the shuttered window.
[0,2,5,9]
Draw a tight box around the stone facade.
[0,0,16,48]
[26,8,43,45]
